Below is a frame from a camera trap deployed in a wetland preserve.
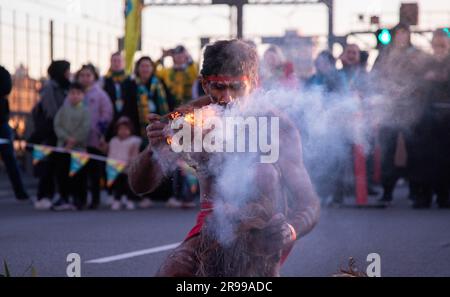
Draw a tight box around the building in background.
[0,0,124,140]
[0,0,124,78]
[262,30,318,80]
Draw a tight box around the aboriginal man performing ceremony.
[128,39,320,277]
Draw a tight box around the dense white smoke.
[151,46,429,247]
[151,84,379,244]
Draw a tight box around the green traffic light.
[443,28,450,37]
[378,29,392,45]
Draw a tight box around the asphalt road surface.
[1,176,450,277]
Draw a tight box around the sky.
[0,0,449,77]
[0,0,124,76]
[141,0,450,59]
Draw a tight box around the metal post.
[86,27,89,62]
[25,14,30,106]
[324,0,334,51]
[97,31,101,70]
[236,2,244,39]
[229,6,234,39]
[64,22,68,58]
[26,14,30,76]
[39,16,43,77]
[50,20,54,62]
[13,10,17,69]
[0,7,3,65]
[75,26,79,68]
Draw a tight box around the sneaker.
[138,198,154,209]
[111,200,122,211]
[51,198,65,208]
[123,199,136,210]
[166,197,182,208]
[34,199,43,210]
[104,195,115,206]
[52,199,76,211]
[34,198,52,210]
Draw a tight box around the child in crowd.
[76,64,113,209]
[107,116,141,210]
[53,82,91,211]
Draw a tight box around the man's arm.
[246,111,320,256]
[278,114,320,239]
[174,95,211,112]
[128,95,212,195]
[128,145,164,195]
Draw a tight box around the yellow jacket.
[156,62,198,108]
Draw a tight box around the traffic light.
[375,28,392,49]
[443,28,450,37]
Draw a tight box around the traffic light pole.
[323,0,334,51]
[143,0,333,43]
[344,28,437,49]
[236,1,244,39]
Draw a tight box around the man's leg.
[435,157,450,208]
[35,158,56,200]
[112,174,125,201]
[155,236,200,277]
[0,123,29,200]
[86,147,104,209]
[380,128,399,201]
[54,153,70,203]
[72,166,88,210]
[366,142,379,195]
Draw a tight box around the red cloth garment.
[185,200,295,267]
[185,201,213,240]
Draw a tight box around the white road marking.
[85,242,181,264]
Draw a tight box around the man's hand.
[146,114,167,148]
[248,213,295,256]
[128,114,166,196]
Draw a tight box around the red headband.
[204,75,249,82]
